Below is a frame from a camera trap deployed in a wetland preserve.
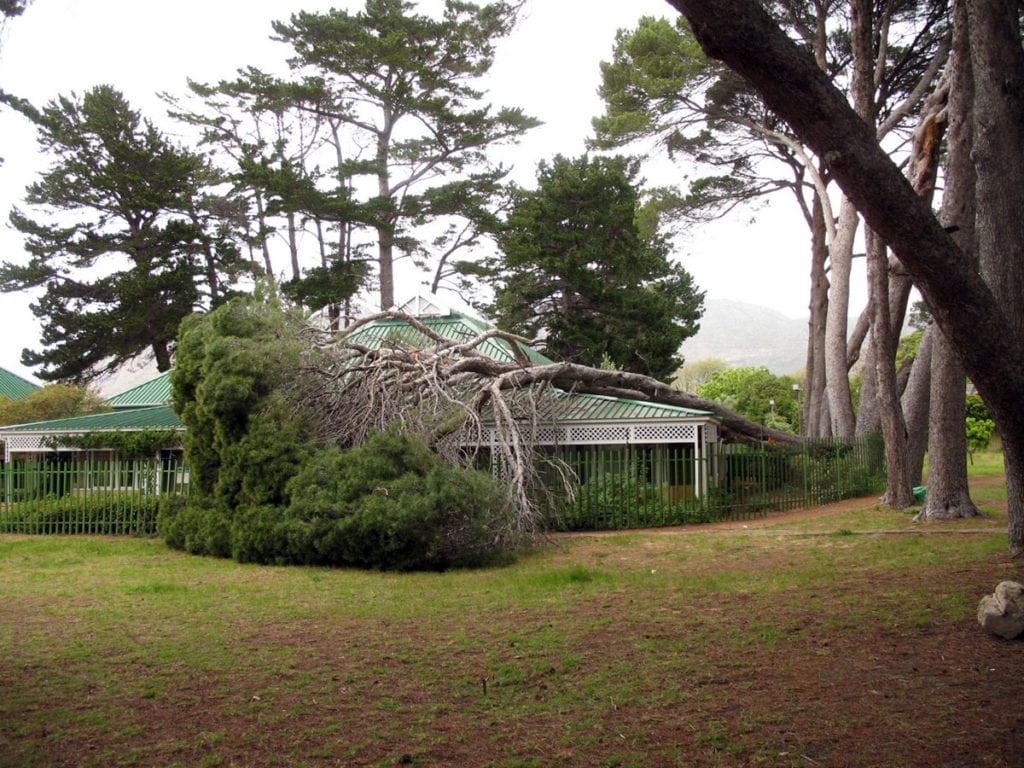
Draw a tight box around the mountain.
[680,299,807,375]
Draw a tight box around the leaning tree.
[663,0,1024,555]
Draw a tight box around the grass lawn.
[1,450,1022,767]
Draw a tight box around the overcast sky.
[0,0,835,383]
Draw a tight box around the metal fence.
[0,456,189,535]
[546,434,886,531]
[0,435,885,536]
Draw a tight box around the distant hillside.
[680,299,807,375]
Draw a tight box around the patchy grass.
[0,452,1021,767]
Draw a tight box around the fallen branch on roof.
[298,310,799,532]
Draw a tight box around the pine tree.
[486,155,704,381]
[0,85,246,381]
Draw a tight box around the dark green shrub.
[285,431,520,571]
[158,496,230,558]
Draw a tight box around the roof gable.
[106,370,172,408]
[348,311,555,366]
[0,367,40,401]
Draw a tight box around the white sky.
[0,0,844,383]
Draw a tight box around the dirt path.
[557,474,1008,537]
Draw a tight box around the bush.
[284,432,521,571]
[161,429,522,571]
[157,496,230,557]
[559,470,715,531]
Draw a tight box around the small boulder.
[977,581,1024,640]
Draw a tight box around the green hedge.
[0,491,164,535]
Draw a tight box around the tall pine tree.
[486,154,704,381]
[1,85,246,381]
[271,0,538,310]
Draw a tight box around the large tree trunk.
[919,326,980,519]
[901,324,933,487]
[805,195,830,437]
[868,228,912,508]
[823,198,858,437]
[667,0,1024,555]
[823,0,873,438]
[964,0,1024,540]
[918,0,979,521]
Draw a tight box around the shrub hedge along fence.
[0,435,886,536]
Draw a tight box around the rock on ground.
[977,580,1024,640]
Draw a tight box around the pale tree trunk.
[377,128,396,311]
[823,199,858,436]
[805,195,830,437]
[868,228,912,507]
[253,191,273,276]
[918,0,979,521]
[901,324,933,487]
[799,7,832,440]
[853,22,947,439]
[287,211,301,282]
[823,0,874,438]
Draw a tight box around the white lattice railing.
[479,421,711,447]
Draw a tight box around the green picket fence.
[0,436,885,536]
[546,434,886,531]
[0,457,189,535]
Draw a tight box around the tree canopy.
[697,366,799,432]
[0,85,247,382]
[484,154,704,381]
[271,0,539,310]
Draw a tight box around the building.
[346,297,722,522]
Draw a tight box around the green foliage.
[591,15,778,224]
[0,383,106,427]
[157,496,230,558]
[159,429,519,571]
[485,154,704,380]
[697,366,799,431]
[0,490,161,535]
[560,470,716,531]
[896,329,923,370]
[270,0,539,307]
[674,358,729,392]
[42,430,181,458]
[282,431,519,570]
[171,288,314,501]
[1,85,247,382]
[280,260,369,314]
[965,393,996,460]
[165,291,521,571]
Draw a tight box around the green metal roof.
[347,312,554,365]
[349,306,713,421]
[106,371,172,407]
[0,367,40,401]
[0,405,182,433]
[552,392,712,421]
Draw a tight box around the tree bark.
[919,326,980,519]
[805,194,830,437]
[901,324,933,488]
[918,0,979,521]
[823,198,858,437]
[868,228,912,508]
[667,0,1024,555]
